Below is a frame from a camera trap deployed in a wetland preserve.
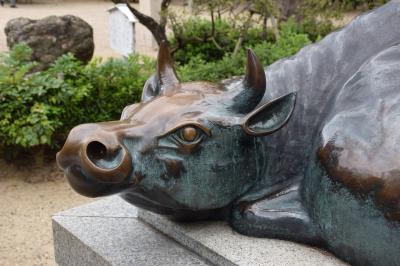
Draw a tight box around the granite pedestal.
[53,196,347,266]
[52,196,208,266]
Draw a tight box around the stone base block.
[53,196,347,266]
[138,209,347,266]
[52,196,208,266]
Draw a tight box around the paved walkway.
[0,1,158,58]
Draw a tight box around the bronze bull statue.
[57,2,400,265]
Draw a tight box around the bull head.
[57,42,296,216]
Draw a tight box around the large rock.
[5,15,94,70]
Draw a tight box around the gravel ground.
[0,159,94,266]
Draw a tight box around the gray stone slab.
[55,196,137,218]
[52,196,209,266]
[138,209,348,266]
[53,196,348,266]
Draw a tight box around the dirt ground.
[0,159,94,266]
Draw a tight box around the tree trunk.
[270,15,280,40]
[210,9,216,37]
[233,36,243,56]
[233,12,254,56]
[262,16,268,41]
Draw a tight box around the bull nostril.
[84,140,127,172]
[81,138,132,183]
[87,141,107,161]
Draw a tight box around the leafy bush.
[170,17,274,65]
[170,18,234,64]
[53,54,155,123]
[0,43,154,153]
[0,45,67,148]
[297,0,388,41]
[178,21,311,82]
[178,53,245,82]
[339,0,388,9]
[297,17,336,42]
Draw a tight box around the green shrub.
[170,17,274,65]
[0,43,154,153]
[0,45,68,148]
[178,21,311,82]
[59,55,155,123]
[297,0,388,42]
[170,18,233,64]
[297,17,336,42]
[253,20,312,66]
[339,0,388,9]
[178,53,245,82]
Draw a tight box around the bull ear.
[141,74,160,102]
[121,103,139,120]
[242,92,296,136]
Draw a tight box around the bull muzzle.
[57,123,133,185]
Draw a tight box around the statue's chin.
[119,189,229,221]
[119,189,187,215]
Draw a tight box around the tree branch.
[112,0,169,46]
[160,0,172,28]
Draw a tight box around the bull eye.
[181,127,198,142]
[174,125,206,145]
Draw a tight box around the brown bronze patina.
[58,2,400,265]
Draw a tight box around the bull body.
[57,2,400,265]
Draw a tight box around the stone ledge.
[53,196,347,266]
[138,209,347,266]
[52,196,209,266]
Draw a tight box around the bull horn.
[230,49,266,113]
[157,41,180,94]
